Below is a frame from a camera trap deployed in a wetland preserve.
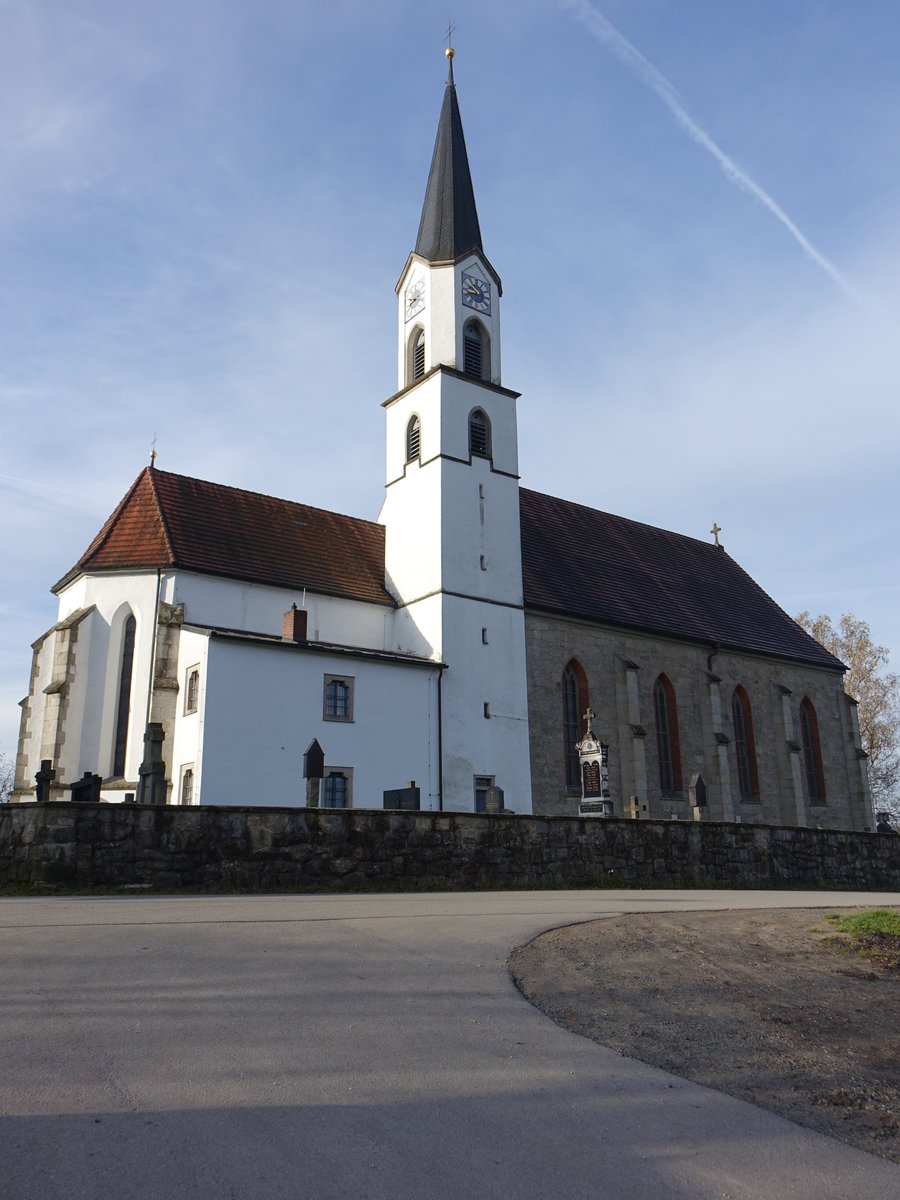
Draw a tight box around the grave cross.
[623,795,647,820]
[34,759,55,803]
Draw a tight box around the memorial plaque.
[582,760,601,797]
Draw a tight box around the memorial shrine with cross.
[10,44,873,832]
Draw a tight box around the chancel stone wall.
[525,613,871,832]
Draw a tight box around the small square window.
[323,675,354,722]
[184,665,201,714]
[322,767,353,809]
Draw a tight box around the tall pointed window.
[562,659,590,788]
[113,614,136,778]
[731,686,760,798]
[407,327,425,385]
[468,408,491,458]
[463,320,490,380]
[654,674,683,793]
[800,697,826,802]
[406,414,421,462]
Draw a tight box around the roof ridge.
[146,467,177,564]
[150,466,382,531]
[520,487,724,553]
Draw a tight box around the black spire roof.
[415,62,484,264]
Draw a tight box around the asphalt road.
[2,888,899,1199]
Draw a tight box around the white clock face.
[461,271,490,314]
[405,277,425,321]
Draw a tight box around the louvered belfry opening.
[463,322,483,377]
[469,409,489,458]
[413,329,425,380]
[406,415,421,462]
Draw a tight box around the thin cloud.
[560,0,877,320]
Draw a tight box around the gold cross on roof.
[710,522,722,547]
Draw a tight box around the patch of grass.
[831,909,900,936]
[823,909,900,974]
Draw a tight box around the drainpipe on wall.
[437,665,445,812]
[144,568,163,729]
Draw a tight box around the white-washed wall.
[200,638,441,809]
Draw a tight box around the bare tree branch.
[795,611,900,818]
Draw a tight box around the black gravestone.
[71,772,102,803]
[383,782,421,811]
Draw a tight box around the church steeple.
[395,51,502,392]
[414,57,484,265]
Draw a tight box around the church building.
[12,53,873,831]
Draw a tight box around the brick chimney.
[282,603,308,643]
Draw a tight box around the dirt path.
[509,906,900,1163]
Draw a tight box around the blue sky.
[2,0,899,758]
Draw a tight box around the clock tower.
[380,49,533,814]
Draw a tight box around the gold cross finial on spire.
[710,522,722,547]
[150,432,158,468]
[445,20,456,59]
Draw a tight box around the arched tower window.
[406,414,421,462]
[562,659,590,788]
[112,614,136,778]
[731,685,759,798]
[468,408,491,459]
[463,319,489,380]
[800,697,826,802]
[407,326,425,385]
[654,674,683,792]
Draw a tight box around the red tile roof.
[54,468,393,607]
[519,489,843,671]
[55,468,840,670]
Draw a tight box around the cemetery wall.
[1,803,898,892]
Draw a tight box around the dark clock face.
[405,278,425,321]
[461,271,490,314]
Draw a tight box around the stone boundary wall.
[2,804,899,893]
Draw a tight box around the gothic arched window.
[800,697,826,802]
[732,685,759,798]
[654,674,683,793]
[562,659,590,788]
[113,614,136,778]
[406,414,421,462]
[463,320,489,379]
[468,408,491,459]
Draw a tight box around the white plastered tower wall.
[379,370,533,812]
[397,253,502,387]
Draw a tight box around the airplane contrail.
[561,0,874,317]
